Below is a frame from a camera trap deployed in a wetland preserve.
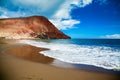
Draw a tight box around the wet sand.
[0,40,120,80]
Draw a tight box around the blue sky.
[0,0,120,38]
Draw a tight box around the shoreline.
[0,40,120,80]
[4,43,120,74]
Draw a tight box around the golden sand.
[0,40,119,80]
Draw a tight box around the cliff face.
[0,16,70,39]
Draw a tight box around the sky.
[0,0,120,38]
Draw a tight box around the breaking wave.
[20,40,120,70]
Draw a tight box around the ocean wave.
[20,40,120,70]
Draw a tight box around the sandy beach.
[0,40,119,80]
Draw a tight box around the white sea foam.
[20,40,120,70]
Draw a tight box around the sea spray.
[20,39,120,70]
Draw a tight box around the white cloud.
[0,7,26,18]
[0,0,64,18]
[50,0,92,30]
[101,34,120,39]
[0,15,8,18]
[0,14,13,18]
[79,0,93,7]
[52,0,93,19]
[0,7,8,18]
[50,19,80,30]
[0,0,93,30]
[13,0,63,12]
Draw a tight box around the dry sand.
[0,40,119,80]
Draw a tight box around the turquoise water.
[20,39,120,71]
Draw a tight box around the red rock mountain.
[0,16,70,39]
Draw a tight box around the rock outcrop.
[0,16,70,39]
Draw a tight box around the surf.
[20,39,120,71]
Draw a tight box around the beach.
[0,40,119,80]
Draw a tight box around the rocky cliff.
[0,16,70,39]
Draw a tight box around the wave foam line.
[20,40,120,70]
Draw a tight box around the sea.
[20,39,120,72]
